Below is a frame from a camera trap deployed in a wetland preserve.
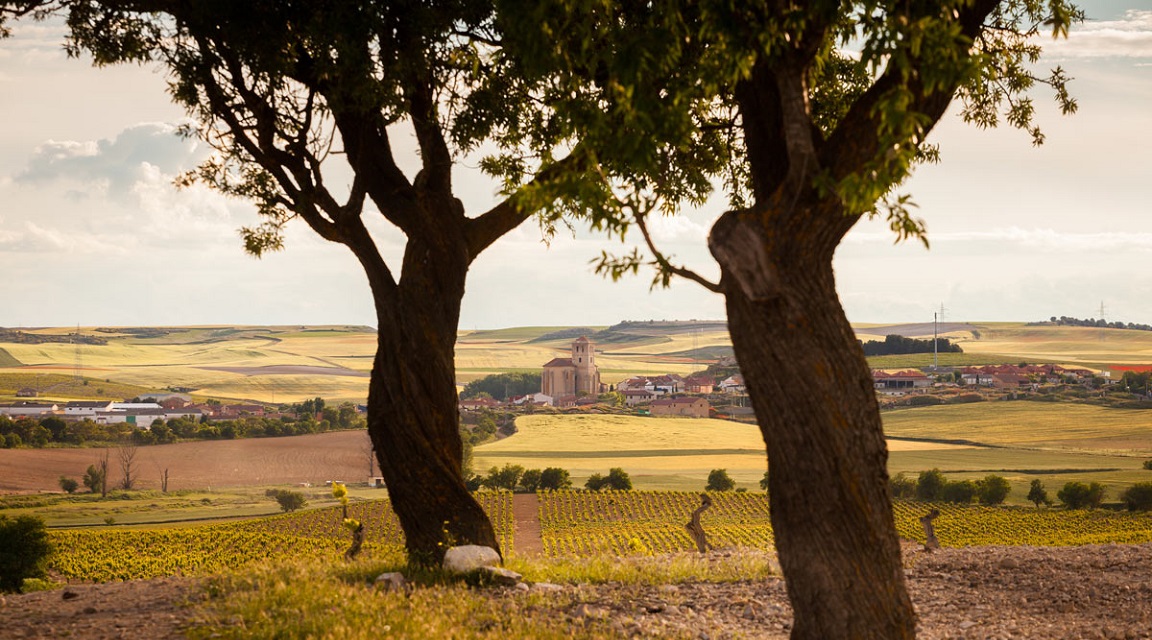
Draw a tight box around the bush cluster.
[891,469,1010,505]
[0,515,52,592]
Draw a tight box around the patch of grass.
[189,559,622,640]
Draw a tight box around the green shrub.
[907,395,943,407]
[940,480,976,504]
[948,393,986,404]
[705,469,735,492]
[889,472,916,500]
[266,489,307,513]
[1057,481,1105,510]
[58,476,79,494]
[1143,460,1152,471]
[0,515,53,592]
[1121,482,1152,511]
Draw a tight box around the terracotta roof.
[573,336,590,343]
[543,357,575,367]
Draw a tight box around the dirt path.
[511,493,543,556]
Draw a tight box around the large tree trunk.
[712,210,915,639]
[364,239,500,567]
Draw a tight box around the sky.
[0,4,1150,331]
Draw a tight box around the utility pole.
[933,311,938,371]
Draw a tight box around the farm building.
[650,396,710,418]
[871,370,932,390]
[0,402,58,417]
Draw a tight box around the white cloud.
[1044,10,1152,59]
[844,227,1152,253]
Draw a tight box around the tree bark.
[713,209,915,639]
[365,236,500,567]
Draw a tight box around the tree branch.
[635,210,722,294]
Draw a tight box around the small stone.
[646,604,665,614]
[83,607,97,615]
[62,591,79,601]
[573,603,605,619]
[664,605,682,616]
[373,572,406,591]
[479,566,522,586]
[959,620,978,630]
[514,582,530,592]
[741,604,756,619]
[532,582,563,592]
[442,545,501,573]
[658,584,680,593]
[999,557,1020,570]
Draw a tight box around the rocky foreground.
[3,544,1151,639]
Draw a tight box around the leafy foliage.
[0,515,52,592]
[461,373,543,401]
[586,468,633,491]
[1121,483,1152,512]
[976,475,1012,506]
[1057,481,1106,510]
[539,467,572,491]
[706,469,736,492]
[861,335,963,357]
[266,489,307,513]
[1028,479,1052,508]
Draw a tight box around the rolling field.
[474,414,976,492]
[8,321,1152,402]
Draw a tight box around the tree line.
[0,403,365,449]
[861,335,963,357]
[1042,316,1152,332]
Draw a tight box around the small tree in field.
[890,473,917,500]
[483,464,524,491]
[1027,479,1051,508]
[539,467,572,491]
[1057,481,1105,510]
[82,462,105,496]
[519,469,542,493]
[976,475,1011,505]
[267,489,307,513]
[916,469,947,502]
[1121,482,1152,512]
[706,469,736,492]
[606,468,632,491]
[1143,460,1152,471]
[585,473,607,491]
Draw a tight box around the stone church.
[541,336,602,398]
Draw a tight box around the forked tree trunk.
[714,212,915,639]
[364,249,500,566]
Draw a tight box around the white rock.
[373,572,406,591]
[514,582,530,591]
[442,545,501,573]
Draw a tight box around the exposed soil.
[3,544,1152,639]
[512,492,544,556]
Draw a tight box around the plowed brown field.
[0,430,372,493]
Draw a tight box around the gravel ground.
[3,544,1151,639]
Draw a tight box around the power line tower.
[72,324,84,382]
[932,303,948,370]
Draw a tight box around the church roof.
[543,358,575,368]
[573,336,590,343]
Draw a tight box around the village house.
[459,397,500,411]
[718,375,746,394]
[623,388,656,407]
[650,396,710,418]
[508,392,553,406]
[683,376,715,394]
[649,374,683,395]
